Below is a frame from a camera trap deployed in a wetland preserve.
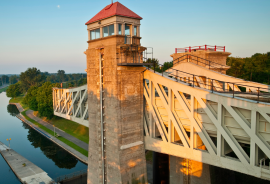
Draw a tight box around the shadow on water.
[7,104,19,117]
[21,123,79,169]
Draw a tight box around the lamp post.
[6,138,11,149]
[53,125,55,137]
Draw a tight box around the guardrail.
[53,169,87,183]
[175,45,225,53]
[166,68,270,103]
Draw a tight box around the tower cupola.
[85,2,142,44]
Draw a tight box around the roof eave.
[85,14,142,25]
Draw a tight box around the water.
[0,92,87,183]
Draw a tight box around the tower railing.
[175,45,226,53]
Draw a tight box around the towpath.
[25,110,89,151]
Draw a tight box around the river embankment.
[10,102,88,164]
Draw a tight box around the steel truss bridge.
[53,60,270,181]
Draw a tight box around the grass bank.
[0,86,9,93]
[21,111,88,157]
[9,94,29,109]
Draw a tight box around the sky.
[0,0,269,74]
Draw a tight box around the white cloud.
[57,5,60,8]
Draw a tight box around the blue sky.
[0,0,269,74]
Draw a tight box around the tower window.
[103,24,114,37]
[125,24,131,35]
[90,28,100,40]
[134,26,137,36]
[118,24,122,35]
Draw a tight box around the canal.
[0,92,87,183]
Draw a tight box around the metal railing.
[117,45,143,64]
[173,54,229,73]
[175,45,225,53]
[148,64,270,103]
[166,68,270,103]
[53,169,87,183]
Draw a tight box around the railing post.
[211,79,213,93]
[189,46,191,52]
[193,75,194,87]
[233,83,234,98]
[224,46,225,52]
[175,48,177,54]
[205,45,207,50]
[215,45,216,51]
[258,87,260,103]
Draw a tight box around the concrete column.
[137,25,140,37]
[122,23,125,35]
[88,30,90,41]
[100,27,103,38]
[170,155,184,184]
[114,23,118,35]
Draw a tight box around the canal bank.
[10,103,88,164]
[0,92,87,183]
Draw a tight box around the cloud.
[57,5,60,8]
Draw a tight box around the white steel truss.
[52,70,270,180]
[143,70,270,180]
[53,85,89,127]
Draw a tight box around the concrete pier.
[0,141,53,184]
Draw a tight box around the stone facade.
[86,33,147,183]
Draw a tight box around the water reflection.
[22,123,79,169]
[7,104,19,117]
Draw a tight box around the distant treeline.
[226,52,270,84]
[0,75,19,86]
[6,67,87,119]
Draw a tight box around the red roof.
[85,2,142,25]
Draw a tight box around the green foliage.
[57,70,66,82]
[20,67,46,92]
[144,58,173,73]
[6,82,22,98]
[226,52,270,84]
[23,86,38,110]
[9,75,19,84]
[36,82,54,119]
[1,75,9,85]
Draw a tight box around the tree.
[226,57,245,78]
[57,70,66,82]
[6,82,22,98]
[1,75,9,84]
[36,82,54,119]
[9,75,19,84]
[23,85,38,111]
[20,67,46,92]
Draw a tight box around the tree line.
[6,67,87,119]
[226,52,270,84]
[0,75,19,86]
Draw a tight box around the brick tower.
[85,2,148,184]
